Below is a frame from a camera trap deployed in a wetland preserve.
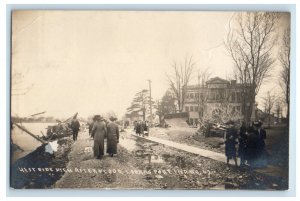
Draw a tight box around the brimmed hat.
[253,121,263,127]
[109,116,117,121]
[94,115,102,121]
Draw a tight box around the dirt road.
[53,127,287,190]
[54,129,151,189]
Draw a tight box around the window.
[237,92,241,102]
[190,118,194,125]
[185,106,189,112]
[237,106,241,112]
[190,106,194,112]
[231,92,236,102]
[186,93,190,99]
[190,93,194,99]
[195,106,199,111]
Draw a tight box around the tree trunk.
[143,109,145,121]
[268,113,271,129]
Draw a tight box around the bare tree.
[262,90,276,128]
[197,67,211,118]
[274,98,283,123]
[278,28,290,126]
[207,90,241,124]
[166,56,195,112]
[225,12,279,124]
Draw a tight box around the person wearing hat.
[70,115,80,142]
[245,125,259,167]
[91,115,107,159]
[106,116,120,157]
[253,121,267,167]
[224,120,238,166]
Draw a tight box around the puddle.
[150,155,165,163]
[84,147,93,153]
[119,138,139,152]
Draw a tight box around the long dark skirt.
[225,140,237,159]
[94,139,104,157]
[107,134,118,154]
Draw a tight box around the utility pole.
[147,79,153,127]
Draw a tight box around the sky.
[11,11,290,119]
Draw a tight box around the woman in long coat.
[246,126,259,167]
[224,120,238,166]
[238,122,248,166]
[106,117,119,157]
[91,115,107,159]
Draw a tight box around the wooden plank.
[13,123,47,144]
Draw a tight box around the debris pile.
[10,137,73,189]
[42,124,72,141]
[196,121,226,138]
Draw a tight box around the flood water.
[119,129,166,165]
[11,122,56,163]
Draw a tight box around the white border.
[0,0,298,200]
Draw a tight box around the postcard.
[10,11,290,190]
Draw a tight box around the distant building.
[183,77,254,124]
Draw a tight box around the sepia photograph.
[10,10,291,190]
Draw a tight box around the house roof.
[206,77,230,84]
[185,85,206,90]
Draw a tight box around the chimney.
[231,80,236,85]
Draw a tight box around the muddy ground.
[10,125,288,190]
[53,129,287,190]
[150,125,289,172]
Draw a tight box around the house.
[183,77,255,124]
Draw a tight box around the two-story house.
[183,77,253,124]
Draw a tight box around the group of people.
[88,115,120,159]
[70,114,267,167]
[133,120,149,137]
[70,115,120,160]
[225,120,267,168]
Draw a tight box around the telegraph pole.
[147,79,153,127]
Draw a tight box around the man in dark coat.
[91,115,107,159]
[70,116,80,141]
[106,116,120,157]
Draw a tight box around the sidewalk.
[132,131,287,179]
